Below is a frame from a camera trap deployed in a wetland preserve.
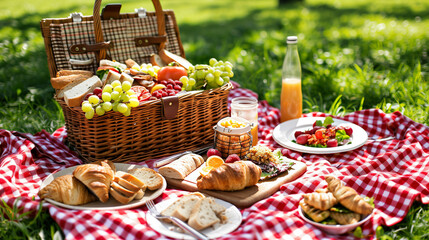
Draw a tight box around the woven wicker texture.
[59,83,232,163]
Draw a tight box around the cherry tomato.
[97,66,120,73]
[315,129,324,139]
[157,66,187,81]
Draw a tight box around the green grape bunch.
[81,80,140,119]
[180,58,234,91]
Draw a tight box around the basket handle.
[92,0,166,60]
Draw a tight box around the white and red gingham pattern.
[1,86,429,239]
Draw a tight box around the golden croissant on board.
[330,211,361,225]
[299,201,330,222]
[38,175,97,205]
[197,161,261,191]
[325,176,374,215]
[73,160,116,203]
[303,192,338,211]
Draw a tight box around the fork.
[146,200,209,240]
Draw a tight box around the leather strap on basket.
[92,0,167,61]
[161,96,179,120]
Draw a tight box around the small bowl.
[298,205,373,235]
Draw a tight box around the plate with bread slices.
[146,193,242,239]
[38,160,166,210]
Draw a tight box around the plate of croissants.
[38,160,166,210]
[298,176,375,234]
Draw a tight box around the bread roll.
[158,154,204,179]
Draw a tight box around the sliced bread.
[119,72,134,84]
[188,197,220,231]
[109,187,136,204]
[128,168,163,190]
[111,182,136,198]
[103,70,121,85]
[134,189,145,200]
[60,76,102,107]
[115,171,146,191]
[171,194,204,221]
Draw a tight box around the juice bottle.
[280,36,302,122]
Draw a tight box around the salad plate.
[273,117,368,154]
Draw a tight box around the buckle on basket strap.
[135,8,147,18]
[69,12,83,23]
[69,41,113,54]
[135,35,167,47]
[161,96,179,120]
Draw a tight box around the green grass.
[0,0,428,238]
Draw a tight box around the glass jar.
[213,117,252,159]
[230,97,258,146]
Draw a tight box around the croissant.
[73,160,115,203]
[197,161,261,191]
[303,192,338,210]
[38,175,97,205]
[330,211,361,225]
[325,176,374,215]
[299,201,330,222]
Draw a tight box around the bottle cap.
[287,36,298,44]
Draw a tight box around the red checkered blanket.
[1,84,428,239]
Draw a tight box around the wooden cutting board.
[164,160,307,208]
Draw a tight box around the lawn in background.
[0,0,428,239]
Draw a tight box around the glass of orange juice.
[231,97,258,146]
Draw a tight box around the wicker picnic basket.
[40,0,232,163]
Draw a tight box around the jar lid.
[214,117,251,135]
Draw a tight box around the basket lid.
[214,117,251,135]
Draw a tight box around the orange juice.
[250,123,258,146]
[280,78,302,122]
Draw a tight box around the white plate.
[147,198,242,239]
[273,117,368,154]
[298,205,373,235]
[40,163,166,210]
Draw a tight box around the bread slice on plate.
[172,194,205,221]
[109,187,136,204]
[59,76,102,107]
[128,168,163,191]
[115,171,146,191]
[188,197,220,231]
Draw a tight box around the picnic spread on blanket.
[1,83,429,239]
[2,0,429,239]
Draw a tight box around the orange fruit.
[206,156,224,168]
[150,84,166,94]
[200,165,214,176]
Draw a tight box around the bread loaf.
[51,74,92,90]
[60,76,102,107]
[158,154,204,179]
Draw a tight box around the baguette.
[57,70,93,77]
[62,76,102,107]
[51,74,91,90]
[158,154,204,179]
[111,181,136,198]
[114,171,145,192]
